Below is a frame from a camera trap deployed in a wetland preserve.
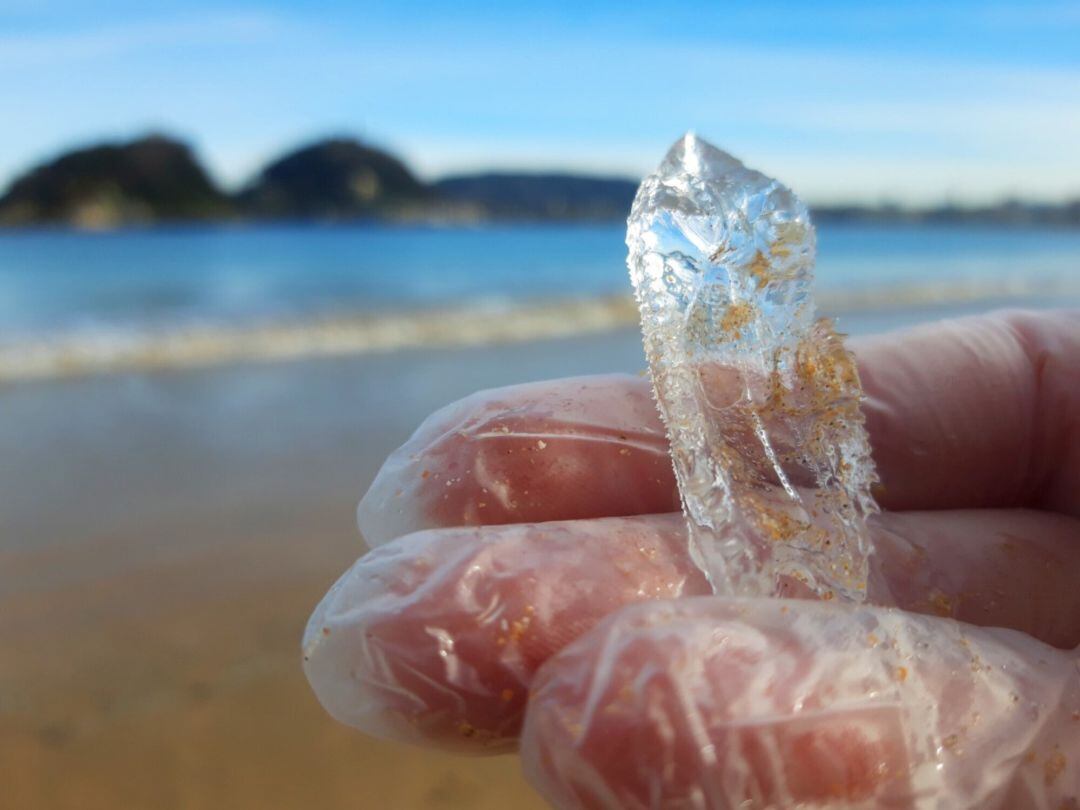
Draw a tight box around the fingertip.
[521,598,916,808]
[357,373,678,545]
[303,515,707,753]
[523,595,1080,808]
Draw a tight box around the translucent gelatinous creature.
[626,133,878,600]
[301,131,1080,806]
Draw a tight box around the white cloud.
[1,9,1077,203]
[0,12,283,70]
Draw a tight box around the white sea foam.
[0,276,1076,382]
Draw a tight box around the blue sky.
[2,1,1079,203]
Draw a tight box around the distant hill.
[1,131,1077,228]
[435,173,638,221]
[239,138,429,219]
[813,200,1080,228]
[0,135,232,228]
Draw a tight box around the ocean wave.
[2,277,1077,382]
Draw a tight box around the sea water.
[0,222,1077,376]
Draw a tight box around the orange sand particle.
[1045,749,1066,785]
[719,301,755,340]
[928,591,955,617]
[508,610,534,643]
[745,251,771,288]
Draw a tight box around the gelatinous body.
[626,133,878,600]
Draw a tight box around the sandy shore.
[0,328,651,810]
[4,282,1076,383]
[2,299,1070,808]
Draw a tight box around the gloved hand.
[303,310,1080,808]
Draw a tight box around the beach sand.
[2,300,1066,809]
[0,329,648,810]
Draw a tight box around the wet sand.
[0,329,648,810]
[1,301,1058,808]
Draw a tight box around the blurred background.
[1,1,1078,808]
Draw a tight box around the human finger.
[871,508,1080,650]
[358,310,1080,546]
[302,507,1080,754]
[522,596,1080,809]
[859,308,1080,515]
[302,515,708,753]
[357,373,679,547]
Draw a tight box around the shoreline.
[4,208,1080,236]
[4,277,1079,382]
[1,330,657,810]
[3,306,1078,808]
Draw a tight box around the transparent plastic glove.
[524,598,1080,809]
[303,310,1080,808]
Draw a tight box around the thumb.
[521,597,1080,809]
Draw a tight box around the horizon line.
[3,129,1079,210]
